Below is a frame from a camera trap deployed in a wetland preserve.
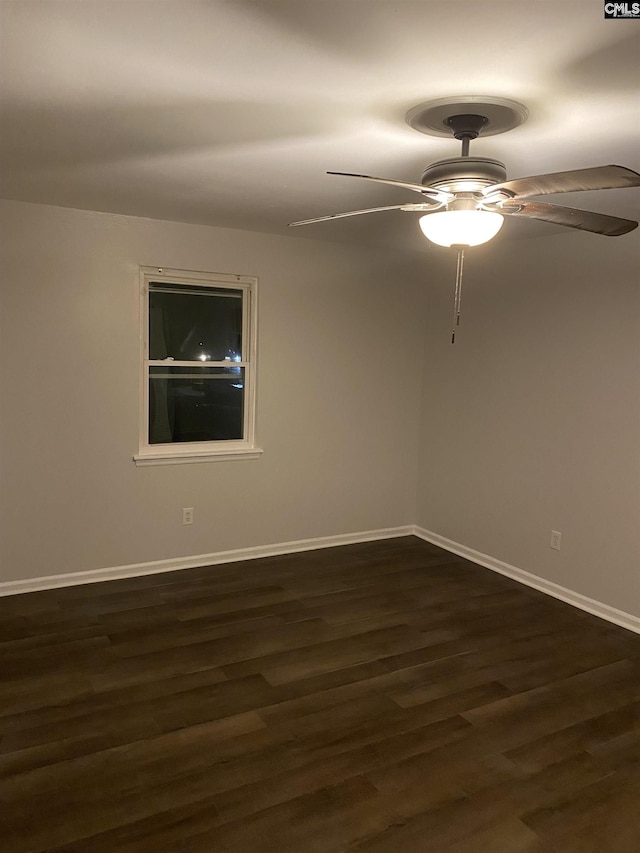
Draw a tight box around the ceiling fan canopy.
[289,98,640,245]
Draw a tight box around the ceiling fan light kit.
[419,209,504,248]
[289,96,640,341]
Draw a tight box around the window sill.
[133,447,263,466]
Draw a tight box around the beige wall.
[1,200,638,622]
[0,200,424,582]
[415,230,640,617]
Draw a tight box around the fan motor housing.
[421,157,507,193]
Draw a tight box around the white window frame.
[133,266,261,466]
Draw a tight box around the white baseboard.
[2,524,638,636]
[0,526,414,597]
[413,526,640,635]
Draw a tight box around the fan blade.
[497,200,638,236]
[485,165,640,201]
[327,171,450,201]
[288,202,439,227]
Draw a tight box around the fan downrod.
[445,114,489,156]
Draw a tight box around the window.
[134,267,261,465]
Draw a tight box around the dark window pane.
[149,286,242,362]
[149,369,245,444]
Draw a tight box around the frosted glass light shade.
[419,210,504,247]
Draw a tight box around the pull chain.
[451,246,465,344]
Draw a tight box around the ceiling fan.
[289,98,640,341]
[289,101,640,242]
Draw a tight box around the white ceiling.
[1,0,639,251]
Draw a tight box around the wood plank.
[1,536,638,853]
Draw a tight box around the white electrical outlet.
[550,530,561,551]
[182,507,194,526]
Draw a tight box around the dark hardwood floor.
[1,536,638,852]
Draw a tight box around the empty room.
[0,1,639,851]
